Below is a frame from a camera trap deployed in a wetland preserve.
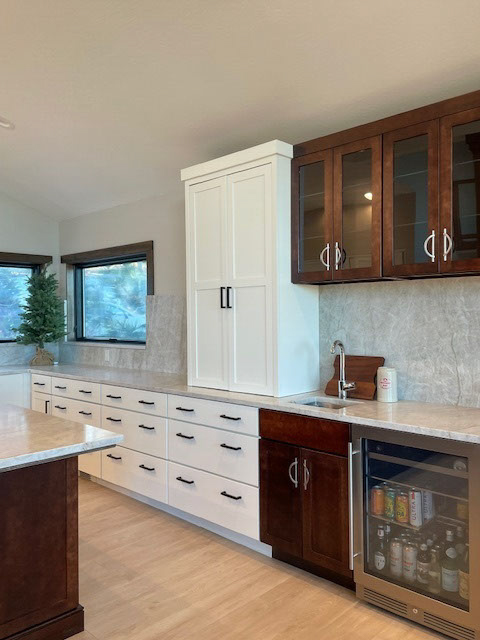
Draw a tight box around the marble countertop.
[0,403,123,472]
[16,363,480,444]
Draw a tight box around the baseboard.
[87,474,272,557]
[5,606,84,640]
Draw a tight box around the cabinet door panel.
[333,136,382,281]
[187,177,229,389]
[302,448,350,576]
[383,121,439,277]
[259,439,302,557]
[227,165,273,395]
[292,150,333,283]
[440,106,480,273]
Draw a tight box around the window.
[61,242,153,344]
[0,252,52,342]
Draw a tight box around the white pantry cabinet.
[182,140,319,397]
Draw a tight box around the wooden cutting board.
[325,355,385,401]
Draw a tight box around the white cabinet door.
[32,391,51,414]
[187,177,229,390]
[226,165,273,395]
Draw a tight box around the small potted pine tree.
[15,271,66,365]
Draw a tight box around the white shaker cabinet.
[182,140,319,397]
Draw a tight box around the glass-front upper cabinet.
[333,136,382,281]
[291,150,333,283]
[440,107,480,273]
[383,121,439,277]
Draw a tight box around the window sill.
[65,341,146,350]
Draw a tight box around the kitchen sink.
[290,396,357,410]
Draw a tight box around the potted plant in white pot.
[15,270,66,365]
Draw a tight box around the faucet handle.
[343,381,356,391]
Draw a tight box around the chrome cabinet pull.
[320,243,330,271]
[288,457,299,488]
[423,230,435,262]
[335,242,342,270]
[303,459,310,490]
[348,442,362,570]
[443,228,453,261]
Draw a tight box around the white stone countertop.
[16,363,480,445]
[0,403,123,472]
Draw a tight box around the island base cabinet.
[101,446,167,503]
[78,452,102,477]
[0,457,83,640]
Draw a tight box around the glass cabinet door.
[440,106,480,273]
[291,150,333,283]
[333,136,382,281]
[383,121,439,277]
[363,439,470,612]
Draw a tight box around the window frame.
[61,241,153,345]
[0,252,52,344]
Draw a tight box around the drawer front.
[51,396,101,427]
[259,409,350,456]
[168,395,258,436]
[102,384,167,416]
[51,377,74,397]
[101,407,167,459]
[78,452,102,477]
[168,419,258,486]
[168,462,259,539]
[101,446,167,503]
[31,374,51,394]
[69,378,101,403]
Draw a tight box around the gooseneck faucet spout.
[330,340,356,400]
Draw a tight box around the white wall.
[0,191,60,365]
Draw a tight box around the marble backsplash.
[59,294,187,375]
[318,276,480,407]
[0,343,59,366]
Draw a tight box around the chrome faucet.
[330,340,356,400]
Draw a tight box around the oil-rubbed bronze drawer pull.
[106,417,122,423]
[220,414,241,421]
[138,400,155,405]
[176,432,194,440]
[176,476,194,485]
[34,382,45,386]
[78,411,92,416]
[79,390,92,394]
[220,491,241,501]
[106,394,122,399]
[220,443,242,451]
[54,405,67,410]
[107,454,122,461]
[54,385,67,390]
[139,464,155,472]
[138,424,155,430]
[176,406,194,412]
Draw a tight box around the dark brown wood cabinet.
[293,88,480,284]
[259,410,352,585]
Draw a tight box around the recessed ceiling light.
[0,116,15,130]
[364,192,373,201]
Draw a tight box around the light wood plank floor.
[76,478,440,640]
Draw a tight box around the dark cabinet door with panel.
[302,448,350,576]
[383,120,440,277]
[440,106,480,274]
[259,439,302,557]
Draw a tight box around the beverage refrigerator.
[351,425,479,640]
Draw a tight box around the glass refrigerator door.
[363,439,469,611]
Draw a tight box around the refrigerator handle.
[348,441,362,571]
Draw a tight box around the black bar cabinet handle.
[221,490,241,501]
[79,390,92,394]
[176,432,194,440]
[106,394,122,399]
[34,382,45,386]
[226,286,233,309]
[138,400,155,405]
[54,405,66,410]
[176,406,194,412]
[107,454,122,460]
[220,414,241,421]
[220,443,242,451]
[176,476,194,485]
[106,417,122,423]
[78,411,92,416]
[139,464,155,472]
[138,424,155,431]
[220,286,226,309]
[54,385,67,390]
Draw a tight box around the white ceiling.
[1,0,480,219]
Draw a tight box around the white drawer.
[51,377,101,403]
[168,419,258,486]
[168,462,259,539]
[101,407,166,459]
[102,384,167,416]
[51,396,101,427]
[31,374,51,394]
[79,452,102,477]
[167,395,258,436]
[101,446,167,503]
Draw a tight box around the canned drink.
[390,538,403,578]
[422,490,435,522]
[409,489,423,527]
[395,492,409,523]
[384,487,396,519]
[403,541,418,583]
[372,485,385,516]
